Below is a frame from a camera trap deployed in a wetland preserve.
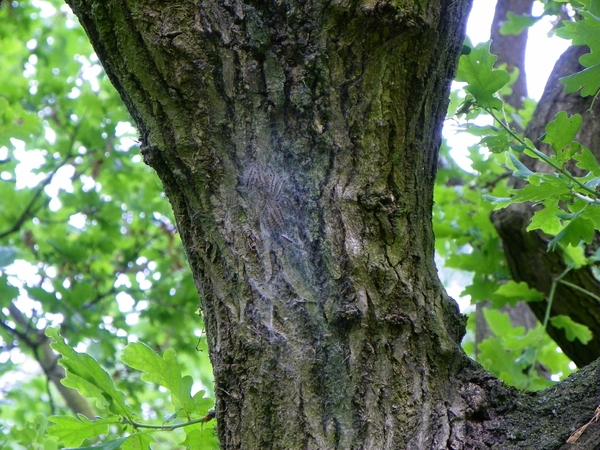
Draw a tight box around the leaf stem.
[122,416,211,432]
[485,108,599,199]
[121,410,215,432]
[526,267,571,386]
[558,278,600,303]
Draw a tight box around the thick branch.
[458,357,600,449]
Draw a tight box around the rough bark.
[493,45,600,368]
[64,0,600,448]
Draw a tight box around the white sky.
[467,0,571,100]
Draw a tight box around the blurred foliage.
[0,1,215,448]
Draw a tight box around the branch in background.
[1,304,95,418]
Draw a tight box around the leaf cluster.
[438,4,600,388]
[45,328,218,450]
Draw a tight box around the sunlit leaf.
[455,40,511,109]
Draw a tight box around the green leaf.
[542,111,582,159]
[461,279,500,304]
[63,437,128,450]
[461,124,500,136]
[510,143,528,153]
[121,342,197,414]
[181,426,219,450]
[494,281,544,303]
[508,152,534,179]
[47,415,119,448]
[0,275,19,301]
[548,214,594,251]
[527,200,563,235]
[557,13,600,96]
[581,204,600,229]
[25,286,57,303]
[510,175,570,203]
[45,328,133,419]
[562,64,600,97]
[574,146,600,176]
[550,315,593,343]
[562,243,588,268]
[480,135,510,153]
[455,40,511,109]
[119,432,155,450]
[500,12,539,36]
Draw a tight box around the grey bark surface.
[493,45,600,367]
[64,0,600,448]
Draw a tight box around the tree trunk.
[64,0,600,448]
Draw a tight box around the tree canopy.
[2,0,600,448]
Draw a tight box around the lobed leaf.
[64,437,128,450]
[500,12,539,36]
[121,342,199,415]
[455,40,510,110]
[45,328,133,419]
[494,281,544,303]
[181,426,220,450]
[550,315,593,344]
[548,214,594,251]
[510,176,570,203]
[47,415,120,448]
[558,12,600,96]
[542,112,582,159]
[527,200,563,235]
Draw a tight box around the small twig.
[567,405,600,443]
[486,108,600,199]
[558,279,600,303]
[526,267,570,385]
[122,409,215,432]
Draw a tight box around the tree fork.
[64,0,600,448]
